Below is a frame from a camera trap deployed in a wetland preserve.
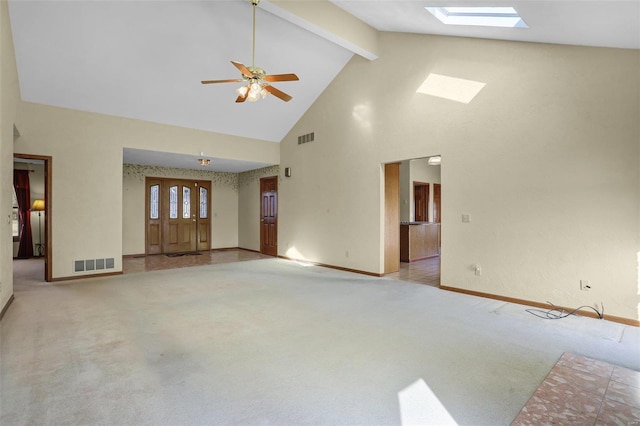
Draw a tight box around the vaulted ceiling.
[9,0,639,171]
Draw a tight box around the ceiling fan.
[201,0,299,103]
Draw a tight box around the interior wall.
[1,0,20,312]
[14,102,279,279]
[279,32,640,320]
[238,165,280,252]
[122,165,239,255]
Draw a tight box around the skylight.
[426,6,528,28]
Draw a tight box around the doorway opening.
[384,156,441,287]
[13,154,52,282]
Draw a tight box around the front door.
[146,178,211,255]
[163,180,197,253]
[260,176,278,256]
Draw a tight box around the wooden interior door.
[384,163,400,274]
[433,183,441,223]
[260,176,278,256]
[413,182,429,222]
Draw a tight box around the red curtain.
[13,170,34,258]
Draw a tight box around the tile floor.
[123,248,272,274]
[386,256,440,287]
[124,249,441,288]
[512,352,640,425]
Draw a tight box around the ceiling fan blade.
[263,85,292,102]
[231,61,254,78]
[263,73,299,82]
[201,78,243,84]
[236,93,248,103]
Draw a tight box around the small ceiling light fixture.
[426,6,528,28]
[428,156,442,166]
[198,158,211,166]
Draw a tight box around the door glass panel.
[183,186,191,218]
[169,186,178,219]
[199,187,208,218]
[150,184,159,219]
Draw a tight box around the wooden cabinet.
[400,223,440,262]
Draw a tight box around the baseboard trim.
[277,255,382,277]
[0,294,15,322]
[440,285,639,327]
[51,271,123,282]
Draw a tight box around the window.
[149,184,159,219]
[426,6,528,28]
[182,186,191,219]
[199,187,208,219]
[169,186,178,219]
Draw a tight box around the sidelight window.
[149,184,159,219]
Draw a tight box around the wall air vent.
[297,132,315,145]
[74,258,116,273]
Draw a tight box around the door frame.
[384,163,400,274]
[14,153,53,282]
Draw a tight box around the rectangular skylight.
[416,74,486,104]
[426,6,528,28]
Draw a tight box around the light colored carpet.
[2,258,639,425]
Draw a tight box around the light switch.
[462,214,470,223]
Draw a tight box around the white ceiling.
[333,1,640,50]
[9,0,639,172]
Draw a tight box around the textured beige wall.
[1,0,20,311]
[122,165,239,255]
[280,32,640,320]
[14,102,279,278]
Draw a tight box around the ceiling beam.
[261,0,379,60]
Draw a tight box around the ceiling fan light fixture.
[200,0,298,103]
[236,85,249,97]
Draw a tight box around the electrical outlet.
[474,264,481,276]
[580,280,591,291]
